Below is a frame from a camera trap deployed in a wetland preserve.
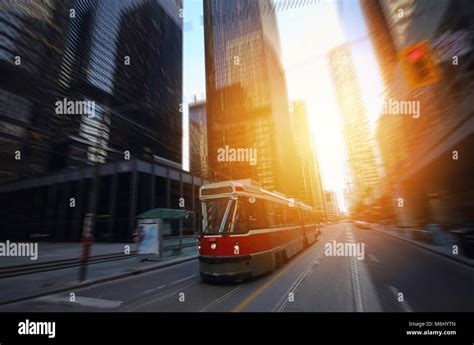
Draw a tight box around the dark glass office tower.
[0,0,193,242]
[189,100,208,178]
[1,0,183,176]
[0,0,73,183]
[204,0,300,196]
[59,0,183,168]
[111,0,183,164]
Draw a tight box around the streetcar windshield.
[201,198,236,234]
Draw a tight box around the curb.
[373,227,474,268]
[0,254,198,306]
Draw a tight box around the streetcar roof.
[199,180,314,211]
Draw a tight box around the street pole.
[79,163,99,282]
[179,217,183,255]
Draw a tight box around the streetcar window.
[281,207,289,226]
[232,199,249,233]
[302,210,307,223]
[264,201,276,228]
[286,207,298,226]
[273,203,284,227]
[241,197,266,230]
[201,198,235,234]
[303,210,315,224]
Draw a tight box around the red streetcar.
[198,179,322,281]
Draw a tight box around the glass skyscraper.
[204,0,300,196]
[0,0,188,242]
[189,100,208,179]
[0,0,183,180]
[328,44,381,212]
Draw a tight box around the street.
[2,222,473,312]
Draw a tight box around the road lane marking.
[350,253,364,312]
[368,253,380,263]
[232,244,317,312]
[275,259,316,312]
[389,285,414,312]
[144,285,166,294]
[200,285,241,312]
[356,257,383,312]
[171,275,197,285]
[38,295,123,308]
[125,280,199,312]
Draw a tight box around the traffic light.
[399,41,441,90]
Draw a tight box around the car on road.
[354,220,371,229]
[451,222,474,259]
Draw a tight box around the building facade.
[324,190,340,221]
[0,0,74,184]
[289,101,325,212]
[188,100,208,178]
[328,44,381,214]
[0,0,205,242]
[203,0,300,197]
[362,0,474,226]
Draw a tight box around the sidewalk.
[372,224,474,268]
[0,253,198,306]
[0,236,198,268]
[0,242,134,268]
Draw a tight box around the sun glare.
[278,2,384,214]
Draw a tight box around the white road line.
[389,285,414,312]
[356,256,383,312]
[144,285,166,294]
[170,275,197,285]
[275,254,318,312]
[38,295,123,308]
[199,285,241,312]
[350,254,364,312]
[368,253,380,263]
[125,280,200,312]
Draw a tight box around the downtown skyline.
[182,0,384,212]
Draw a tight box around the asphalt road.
[1,222,473,312]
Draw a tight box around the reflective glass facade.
[189,100,208,178]
[204,0,299,196]
[0,0,187,242]
[0,0,183,183]
[328,44,381,209]
[0,0,73,183]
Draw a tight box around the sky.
[182,0,206,171]
[182,0,384,213]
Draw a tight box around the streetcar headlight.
[210,243,217,250]
[233,243,240,255]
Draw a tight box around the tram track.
[275,249,324,312]
[199,285,242,312]
[0,252,138,279]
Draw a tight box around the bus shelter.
[136,208,193,259]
